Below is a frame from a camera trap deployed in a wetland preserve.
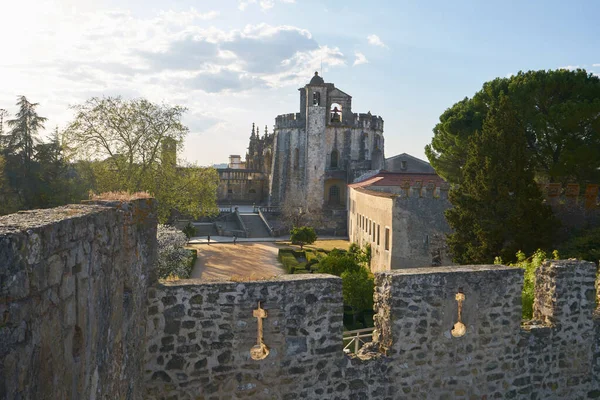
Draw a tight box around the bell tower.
[304,71,328,208]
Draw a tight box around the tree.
[341,267,374,314]
[445,95,556,264]
[426,69,600,186]
[5,96,47,168]
[316,246,374,325]
[290,226,317,250]
[64,97,219,222]
[1,96,48,209]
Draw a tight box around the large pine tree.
[3,96,48,209]
[445,95,556,264]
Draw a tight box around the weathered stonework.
[144,275,344,399]
[0,198,157,400]
[145,263,600,399]
[270,73,384,209]
[349,182,452,271]
[2,200,600,399]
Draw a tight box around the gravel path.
[188,242,285,280]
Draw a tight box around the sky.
[1,0,599,166]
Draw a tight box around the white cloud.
[0,4,348,166]
[593,63,600,67]
[367,34,387,48]
[560,65,581,71]
[353,52,368,66]
[239,0,295,11]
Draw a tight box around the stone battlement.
[274,112,385,131]
[365,180,451,199]
[540,183,599,209]
[2,200,599,399]
[145,262,600,399]
[274,112,304,128]
[352,113,384,130]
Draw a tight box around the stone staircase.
[239,213,271,238]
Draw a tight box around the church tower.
[270,72,384,210]
[304,72,328,208]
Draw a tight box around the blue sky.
[1,0,598,165]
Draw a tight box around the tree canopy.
[64,96,219,222]
[0,96,80,213]
[445,95,556,264]
[317,247,375,315]
[426,69,600,185]
[290,226,317,250]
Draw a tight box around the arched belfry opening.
[330,103,342,123]
[312,91,321,106]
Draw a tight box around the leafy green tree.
[426,69,600,185]
[341,267,375,314]
[317,246,374,324]
[64,96,219,222]
[318,249,361,276]
[445,95,556,264]
[290,226,317,250]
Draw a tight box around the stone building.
[269,72,385,209]
[215,124,274,204]
[348,169,452,271]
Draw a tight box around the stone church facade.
[269,72,384,209]
[216,124,274,204]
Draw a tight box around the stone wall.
[0,198,157,400]
[145,262,600,399]
[144,275,344,399]
[349,183,452,271]
[391,184,453,268]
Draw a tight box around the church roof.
[309,71,325,85]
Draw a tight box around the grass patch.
[275,239,350,252]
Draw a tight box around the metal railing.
[343,327,374,354]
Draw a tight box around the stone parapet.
[144,261,600,399]
[0,197,157,400]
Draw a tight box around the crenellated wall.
[0,198,157,400]
[1,200,600,399]
[539,183,600,235]
[144,262,600,399]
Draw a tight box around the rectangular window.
[385,228,390,251]
[377,225,380,245]
[372,222,376,241]
[369,220,372,235]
